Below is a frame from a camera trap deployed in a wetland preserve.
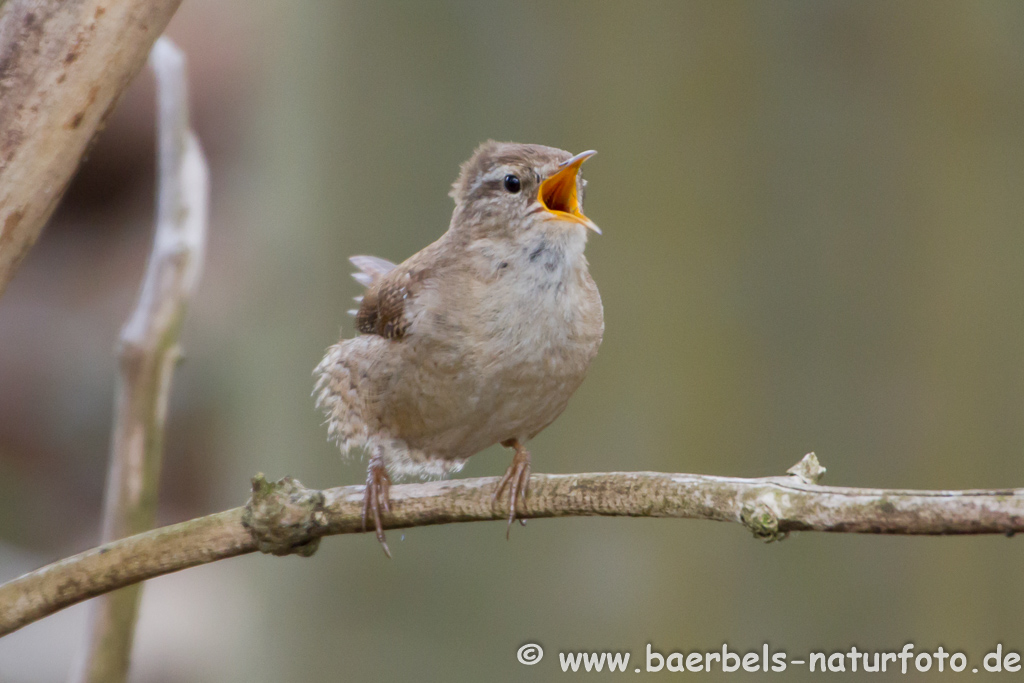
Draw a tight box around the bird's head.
[449,141,599,240]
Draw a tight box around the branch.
[69,38,208,683]
[1,454,1020,637]
[0,0,182,298]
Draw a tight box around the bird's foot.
[494,439,531,538]
[362,453,392,558]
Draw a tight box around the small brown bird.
[314,141,603,555]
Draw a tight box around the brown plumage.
[315,141,604,555]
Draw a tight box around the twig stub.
[786,452,827,485]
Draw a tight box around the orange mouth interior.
[537,150,599,233]
[540,168,581,215]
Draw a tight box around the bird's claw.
[494,442,531,538]
[362,456,392,558]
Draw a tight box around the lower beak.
[538,150,600,234]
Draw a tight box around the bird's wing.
[351,256,425,340]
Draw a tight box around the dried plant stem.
[68,38,209,683]
[0,0,183,297]
[1,455,1020,639]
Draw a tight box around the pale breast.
[382,247,603,460]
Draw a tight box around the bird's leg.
[361,449,392,558]
[494,438,532,537]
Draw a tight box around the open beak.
[538,150,600,234]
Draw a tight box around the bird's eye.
[503,174,521,194]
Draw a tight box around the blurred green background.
[1,1,1023,680]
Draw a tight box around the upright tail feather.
[348,255,396,316]
[349,255,396,287]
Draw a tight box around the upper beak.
[538,150,600,234]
